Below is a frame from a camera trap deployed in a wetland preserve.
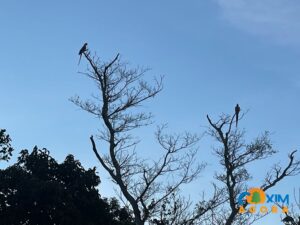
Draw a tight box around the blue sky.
[1,1,300,224]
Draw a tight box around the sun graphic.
[246,188,266,204]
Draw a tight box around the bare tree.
[147,184,225,225]
[205,110,300,225]
[71,48,209,225]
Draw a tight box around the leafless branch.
[72,49,206,225]
[206,110,300,225]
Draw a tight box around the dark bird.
[235,104,240,127]
[78,43,88,65]
[282,215,295,224]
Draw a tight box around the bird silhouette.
[235,104,240,127]
[78,43,88,65]
[282,215,295,224]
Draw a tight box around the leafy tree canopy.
[0,129,13,161]
[0,146,134,225]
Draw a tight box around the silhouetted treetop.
[0,128,13,161]
[0,146,134,225]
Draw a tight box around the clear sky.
[1,1,300,224]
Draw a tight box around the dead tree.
[71,49,206,225]
[206,111,300,225]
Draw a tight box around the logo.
[238,187,289,214]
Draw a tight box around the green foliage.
[251,192,261,204]
[0,146,134,225]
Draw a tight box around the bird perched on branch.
[78,43,88,65]
[282,215,295,224]
[235,104,240,127]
